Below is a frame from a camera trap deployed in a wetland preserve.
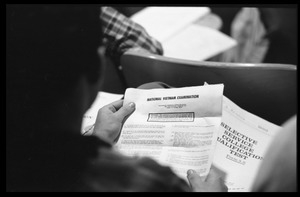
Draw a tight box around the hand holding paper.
[115,84,224,183]
[93,100,136,143]
[81,84,282,192]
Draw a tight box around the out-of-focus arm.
[251,115,297,192]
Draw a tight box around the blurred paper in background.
[131,7,237,61]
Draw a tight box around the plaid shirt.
[100,7,163,65]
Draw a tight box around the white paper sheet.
[131,7,237,61]
[115,84,224,183]
[163,25,237,61]
[131,6,210,43]
[212,96,281,192]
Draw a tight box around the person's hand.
[93,100,135,143]
[187,165,228,192]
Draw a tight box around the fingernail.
[187,169,196,175]
[128,102,135,108]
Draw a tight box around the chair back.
[121,51,297,125]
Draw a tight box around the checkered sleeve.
[100,7,163,65]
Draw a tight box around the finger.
[187,169,206,181]
[106,99,124,111]
[210,165,226,178]
[187,169,204,189]
[96,100,123,116]
[206,167,228,192]
[115,102,136,119]
[206,167,223,183]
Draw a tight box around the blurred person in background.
[212,6,297,65]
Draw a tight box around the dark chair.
[120,50,297,125]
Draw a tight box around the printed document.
[115,84,224,183]
[213,96,281,192]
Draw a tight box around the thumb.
[115,102,136,120]
[206,166,226,183]
[187,169,205,190]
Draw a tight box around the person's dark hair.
[7,4,104,133]
[7,4,103,109]
[6,5,105,191]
